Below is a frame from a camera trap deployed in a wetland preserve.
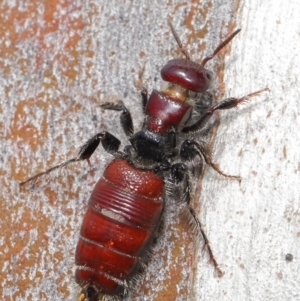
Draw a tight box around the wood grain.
[3,1,297,301]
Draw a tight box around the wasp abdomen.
[75,158,164,296]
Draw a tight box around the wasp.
[20,21,267,301]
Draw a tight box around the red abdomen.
[75,158,164,296]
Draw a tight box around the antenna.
[201,29,241,66]
[168,20,190,60]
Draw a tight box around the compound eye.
[206,72,211,81]
[205,70,213,83]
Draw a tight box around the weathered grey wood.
[195,0,300,300]
[1,0,298,300]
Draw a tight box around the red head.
[161,21,241,93]
[161,59,212,93]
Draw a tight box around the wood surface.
[0,0,299,300]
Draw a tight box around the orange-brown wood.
[2,1,240,300]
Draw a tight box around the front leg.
[100,100,134,136]
[182,88,268,133]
